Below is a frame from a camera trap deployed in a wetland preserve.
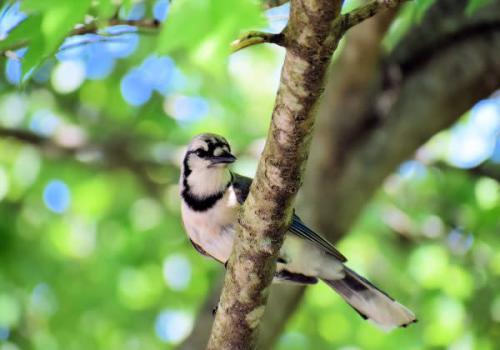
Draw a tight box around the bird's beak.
[208,152,237,165]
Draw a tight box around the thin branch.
[231,31,285,53]
[263,0,289,9]
[0,127,164,195]
[334,0,408,35]
[0,127,76,152]
[71,18,161,36]
[1,18,161,56]
[433,161,500,183]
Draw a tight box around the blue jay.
[180,133,417,331]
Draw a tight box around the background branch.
[334,0,407,34]
[1,18,161,56]
[0,126,163,195]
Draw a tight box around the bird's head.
[184,133,236,170]
[181,133,236,196]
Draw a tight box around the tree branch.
[333,0,408,35]
[0,126,79,153]
[206,0,345,348]
[263,0,289,9]
[71,18,161,36]
[259,7,400,349]
[0,126,163,195]
[433,161,500,183]
[1,18,160,56]
[231,31,285,53]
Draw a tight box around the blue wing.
[289,214,347,262]
[231,172,347,263]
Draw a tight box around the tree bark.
[206,1,344,348]
[259,7,398,349]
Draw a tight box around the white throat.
[185,167,231,198]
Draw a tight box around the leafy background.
[0,0,499,349]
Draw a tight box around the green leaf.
[414,0,436,21]
[20,0,92,78]
[466,0,494,15]
[157,0,265,72]
[98,0,116,19]
[157,0,213,53]
[0,15,41,52]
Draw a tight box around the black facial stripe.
[183,154,192,179]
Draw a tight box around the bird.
[179,133,417,331]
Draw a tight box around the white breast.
[181,187,239,263]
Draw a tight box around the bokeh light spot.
[51,60,86,94]
[43,180,71,213]
[164,95,209,122]
[0,294,20,328]
[29,109,60,136]
[0,94,26,127]
[424,296,465,346]
[119,3,146,20]
[118,266,163,309]
[84,50,115,80]
[130,198,162,231]
[475,178,499,210]
[155,310,193,344]
[409,244,449,288]
[103,32,139,58]
[121,69,152,106]
[30,283,58,316]
[162,254,191,291]
[5,58,21,85]
[140,55,175,94]
[154,0,170,21]
[491,295,500,322]
[0,167,9,202]
[0,327,9,341]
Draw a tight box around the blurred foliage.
[0,0,499,350]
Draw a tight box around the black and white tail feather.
[324,267,417,331]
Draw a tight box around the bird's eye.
[195,149,204,156]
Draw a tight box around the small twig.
[334,0,407,35]
[230,31,285,53]
[263,0,289,9]
[0,126,166,195]
[71,18,160,36]
[1,18,161,56]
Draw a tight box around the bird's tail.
[322,267,417,332]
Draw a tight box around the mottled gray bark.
[206,0,344,348]
[206,1,405,349]
[257,8,400,349]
